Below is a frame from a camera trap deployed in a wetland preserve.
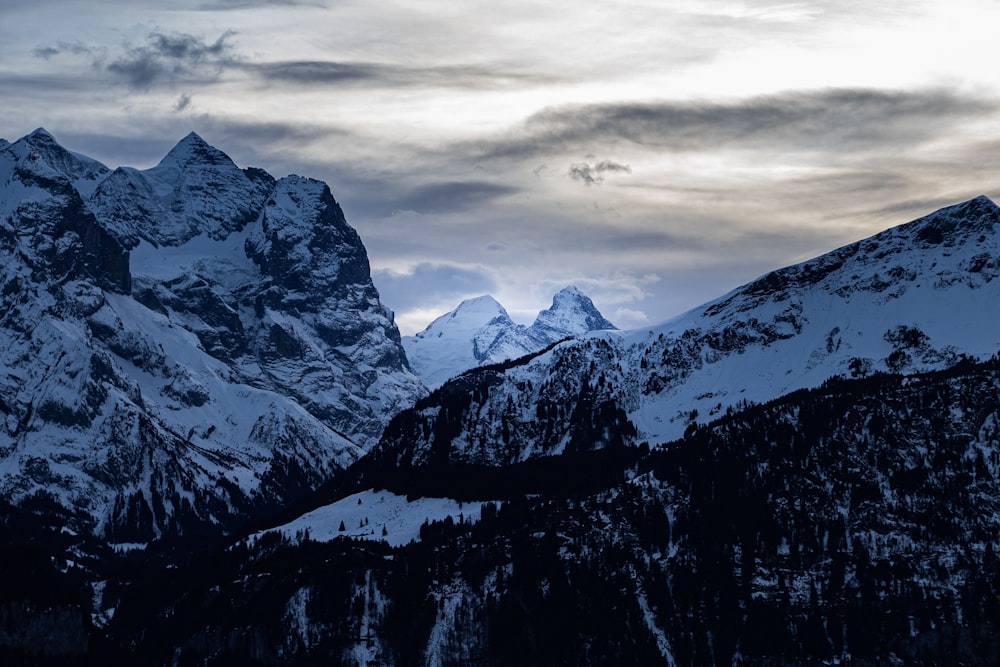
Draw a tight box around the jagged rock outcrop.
[0,129,425,540]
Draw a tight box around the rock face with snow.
[0,129,425,540]
[7,154,1000,664]
[402,286,616,387]
[379,195,1000,468]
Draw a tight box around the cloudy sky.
[3,0,1000,333]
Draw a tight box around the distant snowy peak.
[417,295,513,341]
[402,287,616,387]
[532,285,617,337]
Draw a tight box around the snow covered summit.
[0,129,425,540]
[531,285,617,338]
[402,287,617,387]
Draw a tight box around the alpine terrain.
[402,286,617,388]
[0,128,425,544]
[3,128,1000,666]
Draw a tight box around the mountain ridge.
[0,128,425,541]
[4,130,1000,664]
[376,193,1000,472]
[402,285,617,387]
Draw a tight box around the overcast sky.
[3,0,1000,333]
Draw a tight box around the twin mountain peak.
[403,286,617,388]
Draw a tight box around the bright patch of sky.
[3,0,1000,332]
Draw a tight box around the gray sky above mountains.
[4,0,1000,333]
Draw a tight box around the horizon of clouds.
[4,1,1000,333]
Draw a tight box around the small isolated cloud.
[105,31,237,89]
[568,160,632,186]
[175,93,193,111]
[32,46,60,60]
[31,41,96,60]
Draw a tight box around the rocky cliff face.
[0,129,425,541]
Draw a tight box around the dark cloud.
[568,159,631,185]
[473,88,996,160]
[175,93,193,112]
[105,31,237,89]
[371,262,498,314]
[32,46,60,60]
[247,60,553,90]
[197,0,326,8]
[337,178,521,218]
[395,181,518,215]
[31,41,96,60]
[247,61,385,84]
[33,33,549,96]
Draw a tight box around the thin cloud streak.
[469,89,997,161]
[246,60,559,90]
[197,0,327,8]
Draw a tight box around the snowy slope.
[622,194,1000,443]
[379,195,1000,465]
[253,488,496,548]
[403,286,616,387]
[0,129,425,540]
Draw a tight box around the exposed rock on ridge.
[381,195,1000,468]
[0,129,425,540]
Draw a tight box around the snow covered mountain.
[7,138,1000,664]
[0,129,425,541]
[378,195,1000,468]
[402,286,616,387]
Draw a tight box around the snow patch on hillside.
[257,489,497,547]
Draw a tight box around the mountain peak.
[416,295,512,339]
[27,127,56,142]
[532,285,616,336]
[453,294,508,317]
[403,287,616,387]
[905,194,1000,245]
[92,131,272,246]
[7,127,109,195]
[158,131,235,169]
